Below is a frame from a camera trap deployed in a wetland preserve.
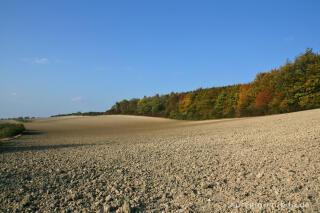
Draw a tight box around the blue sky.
[1,0,319,118]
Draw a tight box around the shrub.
[0,123,26,138]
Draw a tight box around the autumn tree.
[106,49,320,120]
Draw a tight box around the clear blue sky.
[1,0,319,118]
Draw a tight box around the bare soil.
[0,109,319,212]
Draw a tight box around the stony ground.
[0,109,319,212]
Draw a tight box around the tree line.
[105,49,320,120]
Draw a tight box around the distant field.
[21,114,237,145]
[0,109,319,212]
